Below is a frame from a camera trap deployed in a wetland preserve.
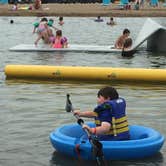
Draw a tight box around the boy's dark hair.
[123,28,130,35]
[59,17,63,21]
[10,20,14,24]
[97,86,119,100]
[123,38,132,48]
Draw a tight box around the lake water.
[0,17,166,166]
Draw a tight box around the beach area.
[0,2,166,17]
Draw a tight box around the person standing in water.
[58,17,64,26]
[106,17,116,26]
[51,30,68,48]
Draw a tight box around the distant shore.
[0,3,166,17]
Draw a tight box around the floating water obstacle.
[4,65,166,83]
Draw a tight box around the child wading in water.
[106,17,116,26]
[123,38,132,51]
[58,17,64,26]
[51,30,68,48]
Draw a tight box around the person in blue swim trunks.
[74,86,130,141]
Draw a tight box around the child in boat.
[115,29,130,49]
[58,17,64,26]
[51,30,68,48]
[74,86,130,141]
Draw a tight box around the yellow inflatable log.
[4,65,166,83]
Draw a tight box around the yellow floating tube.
[4,65,166,83]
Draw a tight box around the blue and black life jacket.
[94,98,130,141]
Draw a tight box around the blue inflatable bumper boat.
[49,122,164,160]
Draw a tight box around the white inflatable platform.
[9,18,166,54]
[9,44,121,53]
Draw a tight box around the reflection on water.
[34,52,65,65]
[50,151,164,166]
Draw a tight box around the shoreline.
[0,3,166,17]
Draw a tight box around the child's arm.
[52,25,59,31]
[74,110,96,118]
[34,34,42,46]
[83,122,111,135]
[32,27,37,34]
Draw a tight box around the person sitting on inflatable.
[51,30,68,48]
[74,86,130,141]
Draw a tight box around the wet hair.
[123,28,130,35]
[56,30,62,36]
[123,38,132,48]
[97,87,119,100]
[10,20,14,24]
[59,17,63,21]
[110,17,113,21]
[41,17,48,22]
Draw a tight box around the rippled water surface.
[0,17,166,166]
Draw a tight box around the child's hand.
[83,124,96,134]
[73,110,81,116]
[83,124,91,132]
